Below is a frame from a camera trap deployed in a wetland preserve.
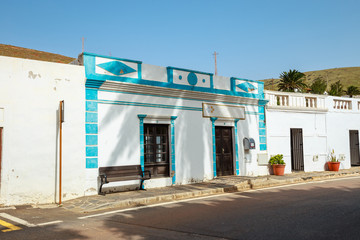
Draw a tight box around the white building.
[265,90,360,173]
[0,53,359,206]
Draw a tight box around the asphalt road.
[1,176,360,240]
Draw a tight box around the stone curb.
[80,171,360,213]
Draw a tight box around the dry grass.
[262,67,360,91]
[0,44,75,64]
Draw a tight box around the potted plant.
[328,149,340,171]
[269,154,286,176]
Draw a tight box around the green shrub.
[269,154,285,165]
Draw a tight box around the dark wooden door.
[291,128,304,171]
[215,127,234,176]
[349,130,360,166]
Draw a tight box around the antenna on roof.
[82,37,85,53]
[213,51,219,75]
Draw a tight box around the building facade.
[0,53,359,205]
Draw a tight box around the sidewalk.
[62,167,360,213]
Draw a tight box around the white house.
[265,90,360,173]
[0,52,359,206]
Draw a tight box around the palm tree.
[329,80,344,96]
[278,69,307,92]
[345,85,360,98]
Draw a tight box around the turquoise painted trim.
[210,117,218,178]
[258,106,265,113]
[259,136,266,144]
[137,63,142,79]
[83,53,263,100]
[83,52,142,64]
[258,99,269,106]
[259,114,265,121]
[86,89,98,100]
[138,115,147,172]
[85,73,261,98]
[86,101,98,112]
[167,66,214,76]
[260,144,267,151]
[86,147,98,157]
[234,119,240,175]
[86,124,98,134]
[86,112,98,123]
[86,135,98,145]
[259,129,266,136]
[210,75,214,89]
[86,158,98,168]
[259,121,266,128]
[97,61,136,76]
[170,116,177,184]
[167,67,173,83]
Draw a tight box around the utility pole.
[82,37,85,53]
[213,51,219,75]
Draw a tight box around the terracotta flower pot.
[328,161,340,171]
[272,164,285,176]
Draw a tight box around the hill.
[261,67,360,91]
[0,44,75,64]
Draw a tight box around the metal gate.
[291,128,304,171]
[215,126,234,176]
[349,130,360,166]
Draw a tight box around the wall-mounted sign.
[202,103,245,119]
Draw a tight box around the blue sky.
[1,0,359,80]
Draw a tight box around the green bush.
[269,154,285,165]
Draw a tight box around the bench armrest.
[99,173,109,184]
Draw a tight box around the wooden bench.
[99,165,151,195]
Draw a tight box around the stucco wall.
[0,56,85,205]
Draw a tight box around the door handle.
[222,148,224,154]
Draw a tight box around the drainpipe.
[59,100,64,205]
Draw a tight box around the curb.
[81,171,360,213]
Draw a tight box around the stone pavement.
[61,167,360,213]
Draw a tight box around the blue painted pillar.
[210,117,218,178]
[234,119,240,175]
[170,116,177,184]
[137,114,147,171]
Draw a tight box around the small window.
[144,124,170,177]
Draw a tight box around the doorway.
[290,128,304,171]
[349,130,360,166]
[215,126,234,176]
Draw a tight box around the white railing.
[265,91,326,110]
[333,99,352,110]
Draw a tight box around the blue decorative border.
[258,105,267,151]
[85,88,99,168]
[234,119,240,175]
[170,116,177,184]
[83,53,265,100]
[137,115,147,172]
[210,117,218,177]
[138,115,177,184]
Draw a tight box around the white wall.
[266,110,328,173]
[90,89,263,191]
[266,92,360,173]
[0,56,85,205]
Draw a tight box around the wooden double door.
[215,127,234,176]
